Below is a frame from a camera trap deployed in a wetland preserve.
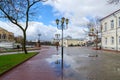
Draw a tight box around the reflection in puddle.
[46,51,102,80]
[116,68,120,72]
[46,53,81,80]
[45,49,102,80]
[47,47,120,80]
[46,53,69,76]
[114,67,120,72]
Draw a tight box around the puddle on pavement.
[114,67,120,72]
[46,52,87,80]
[46,48,120,80]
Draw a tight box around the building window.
[104,22,107,31]
[105,38,107,44]
[2,34,6,39]
[119,36,120,45]
[119,17,120,27]
[0,34,1,39]
[111,37,114,44]
[111,20,114,29]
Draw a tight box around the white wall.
[101,11,120,51]
[0,42,15,48]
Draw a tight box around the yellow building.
[52,36,87,47]
[0,27,14,42]
[59,39,86,47]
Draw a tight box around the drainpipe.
[113,14,118,51]
[101,24,103,50]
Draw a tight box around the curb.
[101,49,120,53]
[0,52,39,76]
[92,48,120,54]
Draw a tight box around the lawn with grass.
[0,52,38,75]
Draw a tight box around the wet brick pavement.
[1,46,120,80]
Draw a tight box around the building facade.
[0,27,15,48]
[52,38,86,47]
[101,9,120,51]
[60,39,87,47]
[0,27,14,42]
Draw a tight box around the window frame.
[0,34,1,39]
[111,20,114,29]
[119,17,120,27]
[104,22,107,31]
[111,36,114,45]
[105,38,107,45]
[2,34,6,39]
[119,36,120,45]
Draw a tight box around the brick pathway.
[0,46,62,80]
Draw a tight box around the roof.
[0,27,8,32]
[66,39,85,41]
[100,8,120,21]
[64,36,72,39]
[0,27,13,34]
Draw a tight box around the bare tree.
[83,17,101,49]
[107,0,120,4]
[83,17,100,37]
[0,0,47,54]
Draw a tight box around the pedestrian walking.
[55,42,59,51]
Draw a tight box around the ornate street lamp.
[55,17,69,69]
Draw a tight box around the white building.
[59,39,87,47]
[101,9,120,51]
[52,39,87,47]
[52,36,87,47]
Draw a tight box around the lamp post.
[55,17,69,69]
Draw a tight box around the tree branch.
[0,8,24,31]
[25,0,47,31]
[107,0,120,4]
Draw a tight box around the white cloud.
[26,22,58,41]
[0,21,58,41]
[0,21,22,36]
[44,0,120,25]
[43,0,120,39]
[45,0,120,16]
[26,22,86,41]
[0,1,120,41]
[0,21,86,41]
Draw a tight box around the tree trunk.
[96,34,98,50]
[23,30,28,54]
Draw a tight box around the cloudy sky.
[0,0,120,41]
